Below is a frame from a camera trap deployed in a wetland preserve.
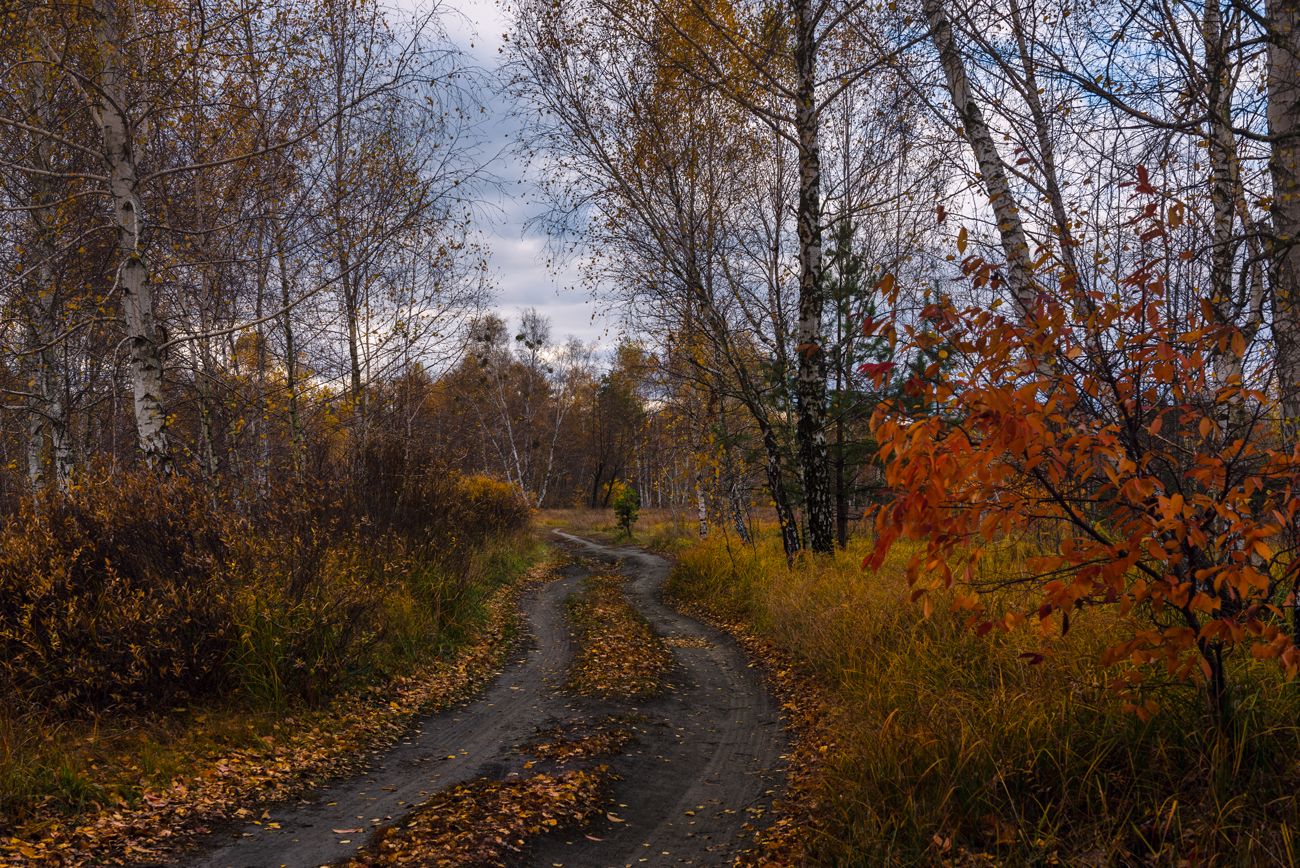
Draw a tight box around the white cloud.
[396,0,614,347]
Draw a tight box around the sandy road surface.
[180,533,785,868]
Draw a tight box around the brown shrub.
[0,456,532,718]
[348,436,531,550]
[0,473,234,714]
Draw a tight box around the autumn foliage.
[0,473,233,712]
[0,455,531,717]
[868,210,1300,724]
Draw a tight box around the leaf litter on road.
[347,768,610,867]
[0,564,555,867]
[520,715,642,764]
[565,572,672,700]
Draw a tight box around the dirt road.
[183,532,786,867]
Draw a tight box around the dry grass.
[537,508,692,552]
[667,528,1300,866]
[0,534,545,841]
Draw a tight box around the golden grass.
[536,508,693,552]
[667,528,1300,866]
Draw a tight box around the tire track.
[180,533,786,868]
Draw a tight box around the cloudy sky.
[433,0,616,348]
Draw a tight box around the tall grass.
[228,532,539,710]
[668,530,1300,865]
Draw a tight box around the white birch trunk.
[793,0,834,553]
[1202,0,1259,399]
[1008,0,1082,298]
[92,0,170,469]
[1268,0,1300,439]
[22,67,73,491]
[695,467,709,539]
[925,0,1038,324]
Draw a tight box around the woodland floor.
[175,532,787,867]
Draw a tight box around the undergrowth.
[667,529,1300,866]
[0,445,536,829]
[0,555,548,865]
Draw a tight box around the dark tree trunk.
[762,422,803,563]
[600,463,623,507]
[590,461,606,509]
[835,412,848,548]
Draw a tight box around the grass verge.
[0,536,547,867]
[666,529,1300,866]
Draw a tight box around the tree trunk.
[729,477,751,543]
[590,460,606,509]
[330,2,366,441]
[925,0,1037,323]
[835,410,848,548]
[719,427,751,543]
[1206,0,1238,321]
[273,223,305,471]
[26,380,44,492]
[26,328,73,492]
[1201,0,1263,421]
[695,465,709,538]
[1008,0,1083,299]
[22,68,73,493]
[1202,639,1234,732]
[94,0,170,470]
[601,463,623,508]
[1268,0,1300,440]
[252,226,271,488]
[760,419,802,561]
[793,0,833,553]
[49,382,72,489]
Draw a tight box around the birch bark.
[23,71,73,491]
[924,0,1038,324]
[1268,0,1300,439]
[793,0,834,553]
[92,0,170,469]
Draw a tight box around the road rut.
[183,532,786,867]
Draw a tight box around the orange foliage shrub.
[868,186,1300,723]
